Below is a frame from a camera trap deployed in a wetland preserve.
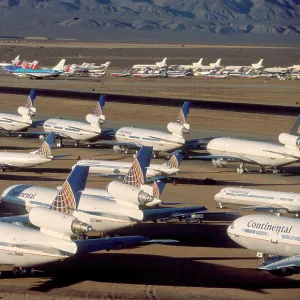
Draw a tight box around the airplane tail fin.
[12,55,20,64]
[165,152,184,169]
[21,61,29,69]
[33,132,55,156]
[103,61,111,68]
[52,59,66,71]
[23,88,36,109]
[50,165,89,215]
[290,115,300,136]
[31,60,39,70]
[122,146,152,187]
[92,95,106,117]
[215,59,221,67]
[65,64,71,72]
[158,57,167,67]
[152,180,166,199]
[176,101,191,125]
[198,58,203,65]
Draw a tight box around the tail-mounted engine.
[29,207,92,237]
[86,113,105,126]
[18,106,36,117]
[167,122,190,136]
[107,181,154,205]
[278,133,300,149]
[212,158,227,168]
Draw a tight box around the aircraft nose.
[214,192,221,201]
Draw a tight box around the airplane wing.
[263,150,300,160]
[0,214,29,224]
[260,254,300,271]
[31,119,46,128]
[184,137,219,150]
[143,206,207,222]
[74,235,177,255]
[237,205,290,214]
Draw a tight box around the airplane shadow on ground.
[0,146,36,151]
[28,253,299,293]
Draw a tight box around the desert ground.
[0,43,300,299]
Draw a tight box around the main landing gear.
[56,138,64,148]
[12,267,35,277]
[236,163,248,174]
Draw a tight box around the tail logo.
[297,126,300,134]
[152,181,160,199]
[176,109,185,125]
[122,158,144,187]
[93,102,103,117]
[166,154,179,168]
[51,181,76,215]
[24,95,33,109]
[36,141,51,156]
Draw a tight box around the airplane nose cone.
[214,192,221,201]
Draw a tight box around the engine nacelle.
[107,181,154,205]
[18,106,36,117]
[29,207,92,236]
[86,113,105,126]
[278,133,300,148]
[212,158,227,168]
[113,145,125,153]
[167,122,190,136]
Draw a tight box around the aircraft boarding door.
[271,230,279,245]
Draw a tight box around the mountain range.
[0,0,299,43]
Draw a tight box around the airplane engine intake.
[167,122,190,135]
[86,113,105,126]
[18,106,36,117]
[107,181,154,205]
[278,133,300,148]
[212,158,227,168]
[29,207,92,236]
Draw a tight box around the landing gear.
[75,141,80,147]
[273,167,283,174]
[236,163,248,174]
[218,202,224,209]
[259,167,266,174]
[0,167,6,172]
[13,267,26,276]
[152,152,158,159]
[56,138,64,148]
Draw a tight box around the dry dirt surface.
[0,94,299,299]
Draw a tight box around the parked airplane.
[0,147,206,232]
[224,59,264,72]
[132,58,167,70]
[228,214,300,277]
[112,101,195,157]
[214,187,300,216]
[263,66,289,75]
[0,165,169,276]
[0,89,43,134]
[197,59,222,71]
[4,59,66,79]
[75,151,184,178]
[0,55,20,67]
[179,58,203,70]
[26,95,110,147]
[192,115,300,174]
[0,132,68,171]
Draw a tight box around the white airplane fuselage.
[207,137,298,168]
[0,152,52,168]
[76,160,179,177]
[0,113,32,132]
[43,119,101,142]
[0,222,76,267]
[115,127,185,152]
[0,185,142,232]
[215,187,300,213]
[227,214,300,257]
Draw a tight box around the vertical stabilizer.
[166,152,184,169]
[290,115,300,136]
[33,132,55,156]
[122,146,152,187]
[24,89,36,109]
[176,101,190,125]
[93,95,106,117]
[52,59,66,71]
[50,165,89,215]
[152,180,166,199]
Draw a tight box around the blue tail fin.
[166,152,184,168]
[176,101,190,125]
[50,166,89,215]
[153,180,166,199]
[35,132,55,156]
[93,95,106,117]
[290,115,300,136]
[24,89,36,109]
[122,146,152,187]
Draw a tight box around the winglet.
[50,165,89,215]
[24,89,36,108]
[122,146,152,187]
[176,101,190,125]
[153,180,166,199]
[93,95,106,117]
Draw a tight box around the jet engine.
[18,106,36,117]
[107,181,154,205]
[278,133,300,148]
[29,207,92,236]
[167,122,190,135]
[212,158,227,168]
[86,113,105,126]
